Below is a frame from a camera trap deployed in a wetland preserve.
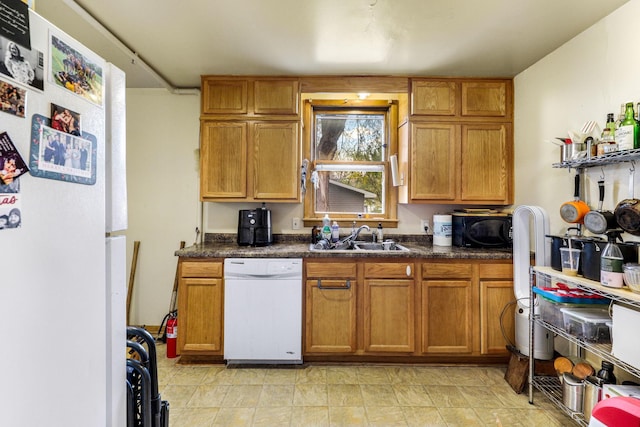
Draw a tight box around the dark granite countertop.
[175,233,513,260]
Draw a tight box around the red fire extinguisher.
[166,313,177,359]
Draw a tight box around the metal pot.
[583,376,603,423]
[563,372,584,413]
[560,173,590,224]
[559,138,587,163]
[584,180,617,235]
[615,168,640,236]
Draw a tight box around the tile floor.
[154,344,575,427]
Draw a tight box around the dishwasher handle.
[317,279,351,290]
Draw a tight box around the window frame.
[302,99,398,227]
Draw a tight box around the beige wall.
[515,0,640,239]
[126,89,201,326]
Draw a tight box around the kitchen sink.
[308,240,410,252]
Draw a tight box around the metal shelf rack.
[528,266,640,424]
[552,148,640,169]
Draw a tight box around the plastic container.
[533,287,610,329]
[623,263,640,293]
[560,307,612,343]
[560,247,581,276]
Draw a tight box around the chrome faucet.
[350,224,370,241]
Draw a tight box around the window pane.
[314,170,384,214]
[314,114,384,161]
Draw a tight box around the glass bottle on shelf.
[599,113,618,155]
[615,102,639,150]
[601,232,624,288]
[596,360,617,384]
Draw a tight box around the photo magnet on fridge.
[0,130,29,186]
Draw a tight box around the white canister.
[433,214,452,246]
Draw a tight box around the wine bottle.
[615,102,639,150]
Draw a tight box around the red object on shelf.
[166,314,177,359]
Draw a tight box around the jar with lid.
[598,128,618,155]
[596,360,617,384]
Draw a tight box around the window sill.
[303,218,399,228]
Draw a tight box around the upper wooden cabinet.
[201,77,299,117]
[200,120,299,201]
[410,78,512,120]
[199,76,301,202]
[461,81,508,117]
[402,78,513,205]
[411,80,457,116]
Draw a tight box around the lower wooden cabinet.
[177,259,224,356]
[304,261,357,353]
[421,260,514,357]
[421,262,474,353]
[176,256,514,362]
[479,263,515,355]
[363,262,415,353]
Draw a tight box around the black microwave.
[452,213,512,248]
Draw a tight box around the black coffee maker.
[237,204,273,246]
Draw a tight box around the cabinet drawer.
[479,263,512,279]
[364,263,414,278]
[306,262,357,279]
[181,261,222,278]
[422,262,472,279]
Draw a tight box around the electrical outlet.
[292,217,301,230]
[421,219,430,234]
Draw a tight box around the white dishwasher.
[223,258,303,364]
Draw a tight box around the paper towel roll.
[433,214,452,246]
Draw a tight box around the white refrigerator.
[0,9,127,427]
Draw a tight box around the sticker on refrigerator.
[48,30,104,107]
[0,191,21,230]
[29,114,96,185]
[0,77,26,117]
[0,131,28,187]
[0,35,44,91]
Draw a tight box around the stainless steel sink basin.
[308,240,410,252]
[353,242,409,251]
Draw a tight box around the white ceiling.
[34,0,629,90]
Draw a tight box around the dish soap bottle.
[601,231,624,288]
[376,223,384,242]
[331,221,340,243]
[321,214,331,241]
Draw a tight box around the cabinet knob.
[406,265,411,276]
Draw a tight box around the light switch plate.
[421,219,430,234]
[292,217,301,230]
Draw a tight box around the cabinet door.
[200,121,248,199]
[411,80,457,116]
[410,123,457,200]
[178,277,223,354]
[460,123,512,203]
[461,81,507,117]
[253,79,299,115]
[479,280,514,355]
[364,279,415,352]
[305,278,357,353]
[421,279,473,353]
[253,122,299,200]
[479,263,514,355]
[201,78,248,115]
